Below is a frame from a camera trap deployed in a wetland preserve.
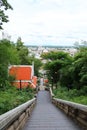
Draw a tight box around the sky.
[1,0,87,46]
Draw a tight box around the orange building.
[9,65,37,89]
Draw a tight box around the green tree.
[0,39,20,90]
[33,58,42,77]
[45,60,64,88]
[59,65,74,90]
[16,37,29,65]
[0,40,10,65]
[0,0,13,29]
[0,64,8,89]
[73,47,87,89]
[16,37,24,50]
[42,51,72,88]
[41,51,71,61]
[16,37,42,76]
[0,39,20,65]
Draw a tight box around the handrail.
[49,87,54,98]
[0,98,36,130]
[52,98,87,129]
[53,98,87,111]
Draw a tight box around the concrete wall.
[0,98,36,130]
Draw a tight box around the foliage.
[8,44,20,64]
[41,51,72,61]
[0,0,13,29]
[0,39,20,65]
[0,64,8,90]
[16,37,29,65]
[15,37,42,76]
[42,51,72,88]
[0,38,42,90]
[0,38,41,115]
[72,47,87,89]
[33,58,43,76]
[8,75,15,82]
[53,86,87,105]
[0,87,35,115]
[60,46,87,90]
[42,45,87,90]
[0,39,10,64]
[59,65,74,89]
[0,39,20,90]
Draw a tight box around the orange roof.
[9,65,33,80]
[9,65,37,89]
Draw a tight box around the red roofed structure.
[9,65,37,89]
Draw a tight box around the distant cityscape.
[1,32,77,58]
[26,45,75,48]
[27,45,77,59]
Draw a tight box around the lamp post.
[20,80,22,90]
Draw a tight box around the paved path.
[23,91,82,130]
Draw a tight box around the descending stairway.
[23,90,82,130]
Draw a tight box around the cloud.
[2,0,87,46]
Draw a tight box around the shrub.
[53,86,87,105]
[0,87,34,115]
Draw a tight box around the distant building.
[27,45,77,59]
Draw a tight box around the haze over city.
[1,0,87,46]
